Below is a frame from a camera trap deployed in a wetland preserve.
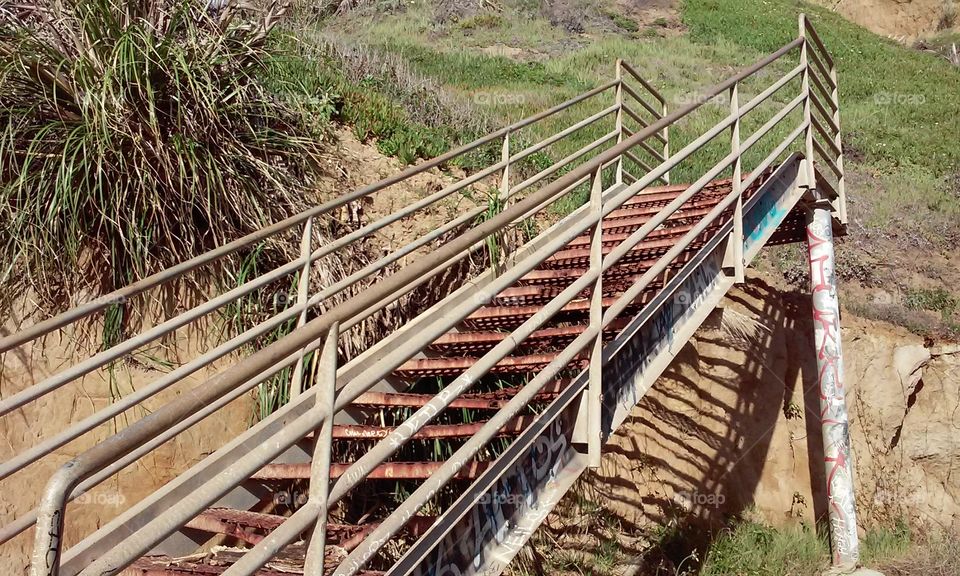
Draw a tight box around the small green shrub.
[458,13,504,31]
[266,37,477,166]
[860,519,911,566]
[939,0,957,31]
[600,7,640,33]
[701,520,829,576]
[904,287,958,316]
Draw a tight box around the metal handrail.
[0,80,621,354]
[801,15,846,221]
[54,42,796,572]
[20,16,845,576]
[0,73,637,490]
[618,59,669,183]
[3,59,668,554]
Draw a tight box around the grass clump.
[700,520,828,576]
[701,518,920,575]
[904,287,958,316]
[939,0,958,31]
[601,7,640,34]
[458,13,504,31]
[860,520,912,566]
[0,0,324,307]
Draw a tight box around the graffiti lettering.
[807,210,860,566]
[415,418,573,576]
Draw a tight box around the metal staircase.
[0,15,852,576]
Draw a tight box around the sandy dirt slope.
[811,0,959,39]
[586,270,959,542]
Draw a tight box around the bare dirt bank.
[811,0,959,39]
[588,270,959,543]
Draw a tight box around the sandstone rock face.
[0,298,255,574]
[591,272,960,538]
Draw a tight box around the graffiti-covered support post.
[806,203,860,569]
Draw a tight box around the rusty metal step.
[428,320,630,355]
[489,281,661,307]
[518,250,697,288]
[331,415,534,440]
[491,276,666,309]
[489,284,566,307]
[498,265,664,303]
[126,549,386,576]
[564,221,720,254]
[124,555,323,576]
[461,287,657,331]
[184,508,285,547]
[181,508,437,552]
[601,203,719,234]
[253,461,490,481]
[349,380,569,410]
[618,178,734,208]
[542,225,719,269]
[394,351,588,379]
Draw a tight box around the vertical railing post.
[501,130,511,199]
[614,60,624,186]
[729,81,744,283]
[303,322,340,576]
[496,131,511,268]
[587,166,604,468]
[290,216,314,397]
[799,14,816,189]
[661,96,670,185]
[805,204,860,569]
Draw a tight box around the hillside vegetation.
[284,0,960,339]
[0,1,325,310]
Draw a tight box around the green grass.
[308,0,816,218]
[904,287,959,317]
[682,0,960,177]
[859,520,912,566]
[866,162,960,231]
[295,0,960,340]
[264,38,458,166]
[311,0,959,233]
[700,518,920,576]
[380,41,579,90]
[458,13,505,31]
[701,521,829,576]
